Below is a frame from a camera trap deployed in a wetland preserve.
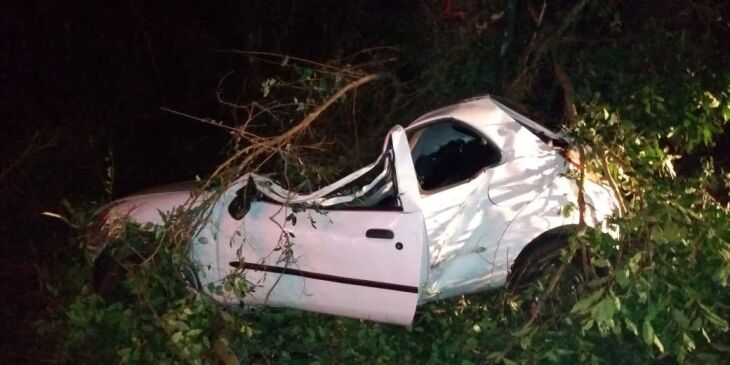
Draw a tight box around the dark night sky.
[2,1,410,206]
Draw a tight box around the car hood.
[106,181,204,226]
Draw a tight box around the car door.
[405,119,509,299]
[200,127,427,325]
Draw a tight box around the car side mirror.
[228,176,260,220]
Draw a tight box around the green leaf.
[582,319,595,331]
[571,288,605,313]
[628,252,643,273]
[625,318,639,336]
[464,337,478,351]
[653,335,665,353]
[519,334,531,350]
[593,257,610,268]
[704,91,720,108]
[543,350,559,362]
[672,309,690,329]
[286,213,297,226]
[187,329,203,337]
[642,320,654,346]
[594,297,617,322]
[220,311,234,323]
[698,303,729,329]
[486,352,503,361]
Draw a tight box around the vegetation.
[5,1,729,364]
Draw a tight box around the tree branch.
[208,73,384,180]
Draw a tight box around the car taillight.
[86,201,124,253]
[100,210,110,224]
[560,148,606,185]
[94,200,124,224]
[561,148,582,168]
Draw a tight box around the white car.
[95,96,619,325]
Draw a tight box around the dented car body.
[100,96,619,325]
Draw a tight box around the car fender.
[108,190,200,225]
[88,187,205,256]
[496,174,611,275]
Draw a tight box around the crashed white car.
[96,96,619,325]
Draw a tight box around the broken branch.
[600,154,627,215]
[209,73,384,180]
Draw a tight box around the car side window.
[408,120,501,191]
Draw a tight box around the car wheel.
[507,236,579,289]
[92,250,136,304]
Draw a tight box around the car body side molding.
[228,261,419,293]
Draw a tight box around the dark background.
[1,1,411,361]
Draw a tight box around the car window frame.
[405,117,503,195]
[316,145,404,211]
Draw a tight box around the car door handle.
[366,229,394,239]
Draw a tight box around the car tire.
[92,250,136,304]
[507,236,577,289]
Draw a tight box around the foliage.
[46,1,730,364]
